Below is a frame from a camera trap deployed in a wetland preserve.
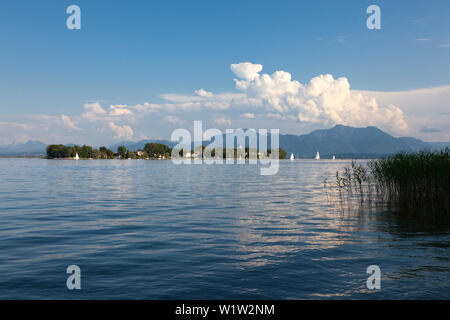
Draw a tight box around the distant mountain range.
[279,125,447,158]
[0,125,448,158]
[0,141,47,156]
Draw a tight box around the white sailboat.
[315,151,320,160]
[290,153,295,161]
[74,153,79,160]
[332,155,336,160]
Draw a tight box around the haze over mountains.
[1,125,448,158]
[280,125,446,158]
[0,141,48,156]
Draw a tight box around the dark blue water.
[0,158,448,299]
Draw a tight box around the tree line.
[46,142,171,159]
[47,142,287,159]
[173,146,287,159]
[46,144,112,159]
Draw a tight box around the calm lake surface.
[0,158,448,299]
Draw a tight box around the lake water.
[0,158,448,299]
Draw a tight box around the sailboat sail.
[315,152,320,160]
[290,153,294,161]
[74,153,79,160]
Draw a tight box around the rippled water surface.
[0,158,448,299]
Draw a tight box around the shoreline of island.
[45,143,289,160]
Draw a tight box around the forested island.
[46,143,287,160]
[46,143,171,159]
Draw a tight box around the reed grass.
[329,148,449,219]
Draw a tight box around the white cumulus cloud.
[230,62,263,81]
[164,115,185,124]
[195,89,214,97]
[230,62,408,133]
[82,102,107,121]
[61,115,81,130]
[214,118,232,126]
[240,113,256,119]
[109,104,133,116]
[141,62,408,134]
[107,121,133,140]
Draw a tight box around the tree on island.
[46,145,72,158]
[99,146,114,159]
[47,144,115,159]
[117,146,127,158]
[268,148,287,159]
[144,143,171,158]
[79,145,93,159]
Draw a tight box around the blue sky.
[0,0,449,146]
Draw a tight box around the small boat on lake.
[315,152,320,160]
[74,153,79,160]
[290,153,295,161]
[332,155,336,160]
